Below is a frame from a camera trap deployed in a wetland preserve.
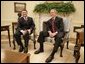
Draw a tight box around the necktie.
[52,18,56,33]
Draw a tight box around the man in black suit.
[34,9,65,62]
[14,10,35,53]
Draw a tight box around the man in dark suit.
[14,10,35,53]
[34,9,65,62]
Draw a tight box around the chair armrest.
[73,25,84,32]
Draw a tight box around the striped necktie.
[52,18,56,33]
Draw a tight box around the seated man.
[14,10,35,53]
[34,9,65,63]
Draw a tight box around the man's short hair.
[50,9,58,13]
[22,9,27,12]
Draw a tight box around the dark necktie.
[52,18,56,33]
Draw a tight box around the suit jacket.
[47,16,64,33]
[16,16,35,33]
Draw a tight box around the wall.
[69,1,84,38]
[1,1,84,38]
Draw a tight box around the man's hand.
[48,31,52,37]
[20,30,27,35]
[48,31,58,38]
[52,32,57,37]
[27,29,31,34]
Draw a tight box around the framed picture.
[14,2,26,13]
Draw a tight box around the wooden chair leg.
[13,39,16,50]
[33,40,36,49]
[73,45,80,63]
[33,28,36,49]
[75,52,80,63]
[67,41,69,49]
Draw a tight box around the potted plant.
[33,2,76,16]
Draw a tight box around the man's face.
[22,11,27,17]
[50,9,57,17]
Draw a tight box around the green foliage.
[33,2,76,15]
